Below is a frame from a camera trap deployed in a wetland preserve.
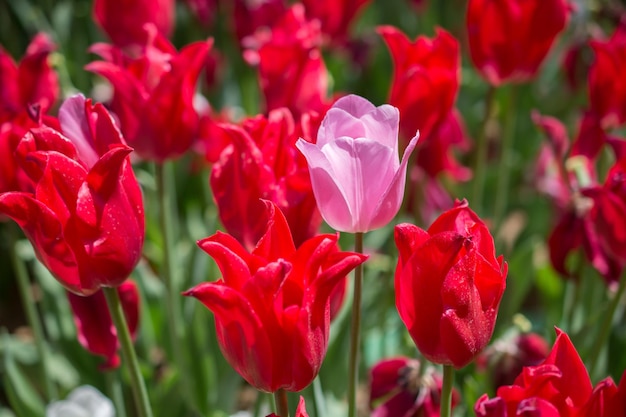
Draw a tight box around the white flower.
[46,385,115,417]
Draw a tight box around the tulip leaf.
[2,333,45,417]
[0,407,16,417]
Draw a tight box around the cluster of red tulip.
[1,0,626,416]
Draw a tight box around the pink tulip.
[296,94,418,233]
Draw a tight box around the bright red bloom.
[243,4,330,119]
[475,328,594,417]
[67,280,140,370]
[0,95,144,296]
[369,357,460,417]
[394,200,507,368]
[579,371,626,417]
[588,26,626,129]
[86,26,211,161]
[0,33,58,123]
[93,0,174,48]
[210,108,321,249]
[301,0,372,45]
[466,0,570,86]
[377,25,459,143]
[183,201,366,392]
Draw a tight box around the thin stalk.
[312,376,327,417]
[105,369,127,417]
[561,255,585,332]
[471,85,497,215]
[8,227,57,401]
[494,85,519,228]
[252,392,266,417]
[103,287,153,417]
[154,162,187,378]
[273,389,289,417]
[347,232,364,417]
[440,365,454,417]
[587,273,626,377]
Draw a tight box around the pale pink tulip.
[296,94,418,232]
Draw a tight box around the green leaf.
[2,333,45,417]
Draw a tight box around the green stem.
[103,287,153,417]
[273,389,289,417]
[494,85,519,228]
[311,376,327,417]
[471,85,497,215]
[560,255,585,333]
[154,162,187,378]
[587,273,626,377]
[347,232,364,417]
[252,391,266,417]
[105,369,127,417]
[440,365,454,417]
[8,227,57,401]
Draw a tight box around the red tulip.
[588,26,626,129]
[301,0,372,45]
[183,201,366,392]
[369,357,459,417]
[579,371,626,417]
[475,328,594,417]
[210,108,322,249]
[243,4,330,119]
[93,0,174,48]
[377,25,459,143]
[67,280,140,370]
[394,200,507,368]
[0,95,144,296]
[0,33,58,123]
[466,0,570,86]
[86,26,211,161]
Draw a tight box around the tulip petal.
[296,138,354,231]
[198,233,252,290]
[0,192,86,294]
[183,282,273,391]
[368,132,419,230]
[58,95,100,168]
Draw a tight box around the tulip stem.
[273,389,289,417]
[494,85,518,228]
[154,162,187,383]
[440,365,454,417]
[587,272,626,378]
[103,287,153,417]
[105,369,127,417]
[347,232,364,417]
[8,226,57,401]
[471,85,497,215]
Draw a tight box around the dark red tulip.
[93,0,174,48]
[394,200,507,368]
[475,329,594,417]
[466,0,571,85]
[0,95,144,296]
[210,108,321,249]
[184,201,366,392]
[86,26,211,161]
